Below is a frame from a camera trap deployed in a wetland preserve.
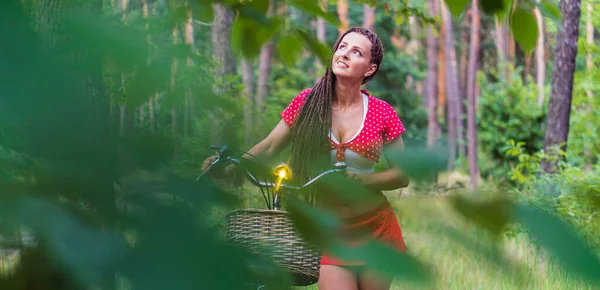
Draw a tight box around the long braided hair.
[288,27,384,196]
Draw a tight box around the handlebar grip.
[334,162,347,170]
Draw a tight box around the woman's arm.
[244,120,292,160]
[347,136,409,191]
[202,120,292,173]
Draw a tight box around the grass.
[288,183,598,290]
[1,177,598,290]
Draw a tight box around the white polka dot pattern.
[280,89,406,163]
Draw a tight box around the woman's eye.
[353,50,361,56]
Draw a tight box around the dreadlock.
[288,27,384,198]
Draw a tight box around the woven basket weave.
[226,208,321,286]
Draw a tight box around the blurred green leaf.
[440,225,529,285]
[537,1,561,21]
[0,195,124,286]
[277,34,303,66]
[450,195,513,235]
[295,29,331,66]
[494,0,514,20]
[231,15,281,59]
[383,145,448,182]
[289,0,340,25]
[443,0,470,17]
[191,1,214,23]
[510,7,538,54]
[328,239,431,283]
[514,203,600,284]
[286,197,342,248]
[480,0,506,15]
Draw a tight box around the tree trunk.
[211,4,236,145]
[241,59,254,147]
[494,18,508,80]
[337,0,349,35]
[425,0,440,149]
[438,25,446,121]
[442,2,460,170]
[584,0,593,170]
[315,0,327,80]
[363,4,375,31]
[542,0,582,173]
[171,25,179,137]
[184,6,193,137]
[534,2,545,107]
[466,0,480,191]
[458,11,469,156]
[255,1,276,138]
[585,1,593,98]
[407,15,422,95]
[211,4,236,78]
[317,0,327,43]
[119,0,128,136]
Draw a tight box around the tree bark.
[255,1,276,138]
[211,4,236,78]
[458,11,469,156]
[534,2,545,107]
[211,4,236,145]
[542,0,582,173]
[442,2,460,170]
[184,6,193,137]
[583,0,593,170]
[241,59,254,147]
[585,1,593,98]
[466,0,480,190]
[425,0,440,149]
[337,0,349,35]
[363,4,376,31]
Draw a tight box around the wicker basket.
[226,209,321,286]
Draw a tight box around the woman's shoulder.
[362,90,396,114]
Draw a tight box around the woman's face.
[331,32,378,82]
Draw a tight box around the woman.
[202,27,409,290]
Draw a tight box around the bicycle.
[198,145,347,289]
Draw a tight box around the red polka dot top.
[281,88,405,167]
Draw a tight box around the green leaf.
[494,0,514,21]
[328,239,432,283]
[383,145,448,182]
[231,15,280,59]
[277,34,303,66]
[191,0,214,23]
[480,0,506,15]
[510,7,538,54]
[286,197,342,249]
[450,195,513,235]
[295,29,331,66]
[539,1,561,21]
[444,0,470,17]
[515,203,600,284]
[289,0,340,25]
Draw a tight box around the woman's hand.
[345,171,365,184]
[201,155,218,172]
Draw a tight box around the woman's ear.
[364,63,378,78]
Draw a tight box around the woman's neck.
[334,78,363,110]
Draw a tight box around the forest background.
[1,0,600,289]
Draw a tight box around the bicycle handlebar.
[199,145,347,191]
[198,145,347,210]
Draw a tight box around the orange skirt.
[320,199,407,266]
